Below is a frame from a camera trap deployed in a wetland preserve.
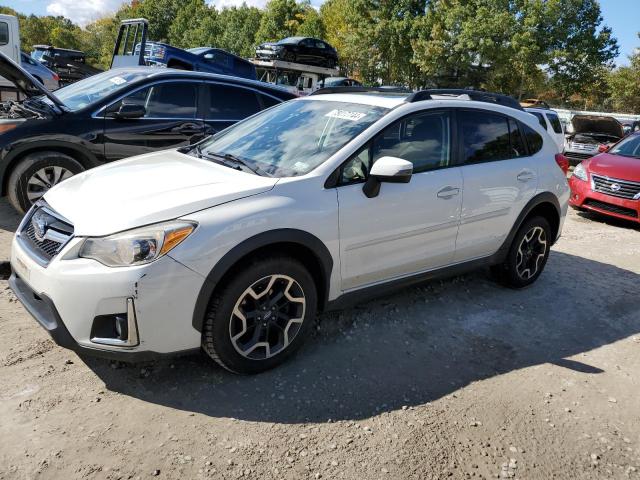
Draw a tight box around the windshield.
[610,134,640,159]
[31,50,46,61]
[48,70,150,111]
[200,99,388,177]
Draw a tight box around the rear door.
[202,83,263,136]
[454,109,539,262]
[103,80,204,161]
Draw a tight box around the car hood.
[258,42,280,48]
[586,153,640,183]
[0,51,65,109]
[43,150,279,236]
[571,115,624,138]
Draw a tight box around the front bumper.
[568,176,640,222]
[9,234,206,360]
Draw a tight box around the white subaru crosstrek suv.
[10,88,570,374]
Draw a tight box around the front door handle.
[175,123,202,135]
[517,169,535,182]
[437,186,460,199]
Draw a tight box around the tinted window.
[521,123,544,154]
[530,111,547,129]
[459,110,511,164]
[110,82,197,119]
[509,118,526,157]
[0,22,8,46]
[546,113,563,134]
[208,85,260,120]
[372,110,451,173]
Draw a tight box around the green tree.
[255,0,304,44]
[216,5,263,57]
[608,38,640,113]
[168,0,215,49]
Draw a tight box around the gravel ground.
[0,197,639,480]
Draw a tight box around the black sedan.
[0,53,295,213]
[255,37,338,68]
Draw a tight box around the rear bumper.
[569,176,640,222]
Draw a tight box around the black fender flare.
[191,229,333,332]
[495,191,561,259]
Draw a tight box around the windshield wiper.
[206,151,272,177]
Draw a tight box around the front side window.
[208,85,260,120]
[609,134,640,159]
[546,113,563,134]
[373,110,451,173]
[108,82,197,119]
[200,99,388,177]
[0,22,8,46]
[459,110,511,164]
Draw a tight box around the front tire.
[7,151,84,213]
[491,216,551,289]
[202,256,317,374]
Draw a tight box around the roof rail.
[309,86,412,96]
[406,89,524,111]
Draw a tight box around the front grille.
[592,174,640,200]
[18,205,74,266]
[569,142,597,152]
[565,151,593,161]
[584,199,638,219]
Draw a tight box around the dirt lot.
[0,197,639,480]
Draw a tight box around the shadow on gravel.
[85,250,639,424]
[575,210,640,231]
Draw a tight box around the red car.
[569,132,640,223]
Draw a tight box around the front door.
[336,109,463,291]
[103,80,205,161]
[454,109,539,262]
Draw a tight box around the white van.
[0,14,22,100]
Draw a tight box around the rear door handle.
[437,186,460,199]
[517,170,535,182]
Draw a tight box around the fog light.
[90,298,139,347]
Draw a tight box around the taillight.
[555,153,569,174]
[52,73,60,82]
[598,144,609,153]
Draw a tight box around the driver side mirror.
[362,156,413,198]
[113,102,146,120]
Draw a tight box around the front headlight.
[573,162,588,181]
[79,221,196,267]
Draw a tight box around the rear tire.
[491,216,551,289]
[202,256,317,374]
[7,151,84,213]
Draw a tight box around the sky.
[2,0,638,66]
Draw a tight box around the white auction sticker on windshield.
[109,76,127,85]
[325,109,367,121]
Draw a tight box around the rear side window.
[459,110,511,164]
[546,113,563,134]
[208,85,261,120]
[530,112,547,130]
[521,123,544,154]
[0,22,8,46]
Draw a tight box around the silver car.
[20,52,59,91]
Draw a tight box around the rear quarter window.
[521,122,544,155]
[546,113,563,134]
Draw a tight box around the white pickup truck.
[0,14,22,100]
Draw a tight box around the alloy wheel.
[515,226,547,280]
[26,166,74,202]
[229,274,306,360]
